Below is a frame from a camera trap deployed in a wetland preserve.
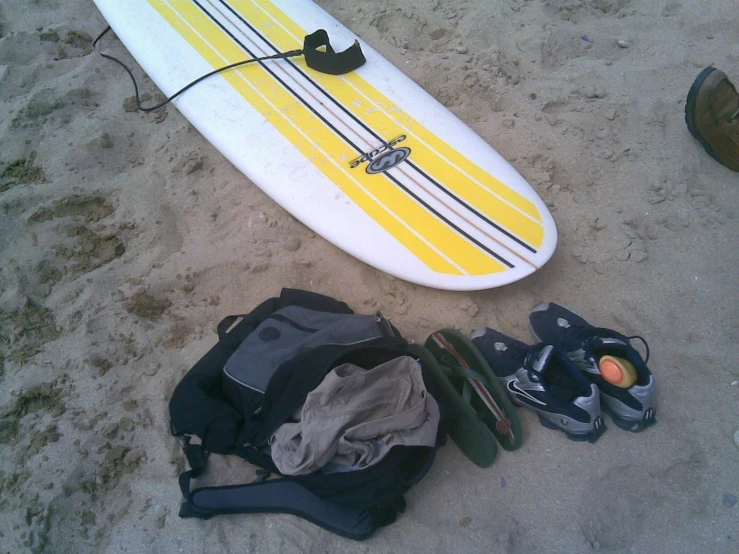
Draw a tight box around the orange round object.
[599,355,637,388]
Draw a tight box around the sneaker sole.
[603,405,657,433]
[685,67,726,166]
[538,414,606,444]
[509,394,606,443]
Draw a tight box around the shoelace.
[504,341,532,367]
[572,326,650,364]
[523,343,553,368]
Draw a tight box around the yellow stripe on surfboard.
[233,0,544,248]
[149,0,508,275]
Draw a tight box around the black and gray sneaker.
[471,328,605,443]
[529,303,657,432]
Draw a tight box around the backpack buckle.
[254,469,271,483]
[170,419,182,437]
[182,436,209,472]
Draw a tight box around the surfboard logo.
[348,135,411,174]
[366,147,411,174]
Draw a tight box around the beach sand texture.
[0,0,738,552]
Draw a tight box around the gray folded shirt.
[270,356,440,476]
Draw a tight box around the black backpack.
[169,288,455,540]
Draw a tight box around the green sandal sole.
[424,329,523,452]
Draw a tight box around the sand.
[1,0,738,552]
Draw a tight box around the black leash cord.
[92,26,303,113]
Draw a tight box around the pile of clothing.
[271,355,440,476]
[168,289,656,539]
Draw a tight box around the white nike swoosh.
[507,380,547,406]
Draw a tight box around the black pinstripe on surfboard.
[192,0,516,268]
[212,0,538,256]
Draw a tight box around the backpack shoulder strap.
[177,442,399,541]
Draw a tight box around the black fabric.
[176,441,429,539]
[249,339,408,446]
[216,288,353,347]
[181,479,382,540]
[303,29,366,76]
[287,446,434,509]
[168,339,244,454]
[168,288,452,540]
[228,442,428,504]
[169,289,352,453]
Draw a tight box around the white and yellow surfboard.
[93,0,557,290]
